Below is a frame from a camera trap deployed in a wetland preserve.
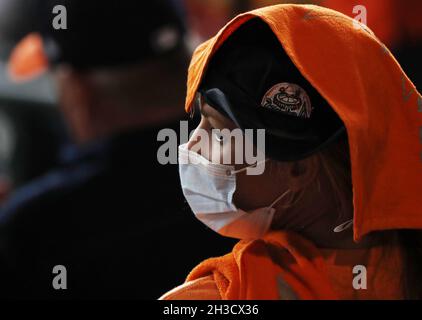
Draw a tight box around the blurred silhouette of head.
[8,0,190,143]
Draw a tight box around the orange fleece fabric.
[167,231,403,300]
[185,231,339,299]
[318,0,400,47]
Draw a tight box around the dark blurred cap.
[8,0,186,81]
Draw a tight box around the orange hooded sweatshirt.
[161,4,422,300]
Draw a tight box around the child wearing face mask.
[161,5,422,300]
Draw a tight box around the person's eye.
[213,130,225,143]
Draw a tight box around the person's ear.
[55,66,95,142]
[287,155,319,192]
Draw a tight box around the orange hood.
[185,4,422,241]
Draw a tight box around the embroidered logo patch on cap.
[261,83,313,119]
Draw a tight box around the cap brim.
[201,83,346,162]
[7,33,49,83]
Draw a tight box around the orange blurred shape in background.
[7,32,48,82]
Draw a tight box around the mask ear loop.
[333,219,353,233]
[228,158,270,176]
[269,189,292,209]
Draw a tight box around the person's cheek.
[209,139,227,165]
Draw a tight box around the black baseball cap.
[198,18,346,162]
[8,0,186,80]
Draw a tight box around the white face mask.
[178,143,291,240]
